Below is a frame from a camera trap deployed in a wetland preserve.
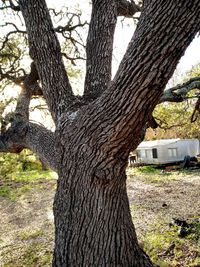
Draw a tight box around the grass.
[0,185,16,200]
[2,241,52,267]
[8,170,54,182]
[1,163,199,266]
[19,229,45,241]
[0,170,56,200]
[142,221,200,267]
[127,165,186,184]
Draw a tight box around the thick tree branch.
[0,61,58,171]
[26,122,58,171]
[73,0,200,164]
[83,0,118,102]
[0,121,58,171]
[160,76,200,102]
[18,0,76,123]
[83,0,141,102]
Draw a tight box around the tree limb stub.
[117,0,141,17]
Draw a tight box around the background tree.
[1,0,200,266]
[146,64,200,140]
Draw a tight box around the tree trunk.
[53,149,153,266]
[3,1,200,266]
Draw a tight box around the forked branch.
[76,0,200,159]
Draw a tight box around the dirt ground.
[0,169,200,266]
[127,170,200,237]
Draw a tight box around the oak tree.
[1,0,200,266]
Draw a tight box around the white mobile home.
[136,139,200,164]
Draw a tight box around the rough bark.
[53,160,152,266]
[53,1,200,266]
[0,61,58,171]
[83,0,141,103]
[1,0,200,266]
[0,120,58,171]
[83,0,118,102]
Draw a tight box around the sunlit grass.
[126,166,193,183]
[9,170,55,182]
[0,170,56,200]
[1,241,52,267]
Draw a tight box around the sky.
[1,0,200,81]
[1,0,200,94]
[177,36,200,72]
[46,0,200,75]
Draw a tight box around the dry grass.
[0,168,200,266]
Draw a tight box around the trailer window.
[152,148,158,158]
[140,150,146,158]
[168,148,178,157]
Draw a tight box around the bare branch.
[160,76,200,102]
[62,53,85,66]
[54,21,88,33]
[0,0,20,11]
[0,22,26,33]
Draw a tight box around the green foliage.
[2,241,52,267]
[146,101,200,140]
[0,150,54,200]
[0,37,20,66]
[185,63,200,79]
[146,63,200,140]
[0,150,44,178]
